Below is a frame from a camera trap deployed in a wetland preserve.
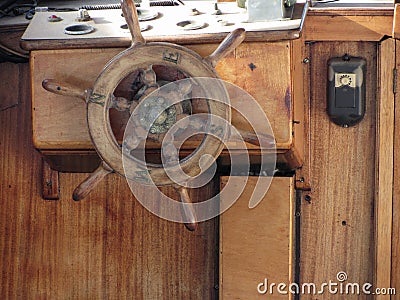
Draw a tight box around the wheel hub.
[137,95,177,134]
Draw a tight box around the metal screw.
[304,195,311,203]
[248,63,256,71]
[303,58,310,64]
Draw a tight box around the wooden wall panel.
[375,38,395,300]
[219,177,294,299]
[392,39,400,297]
[0,63,19,110]
[303,15,392,42]
[0,63,218,299]
[300,42,377,298]
[31,42,293,151]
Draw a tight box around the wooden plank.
[32,42,293,151]
[291,36,308,182]
[304,15,392,41]
[300,42,377,298]
[185,42,292,150]
[31,48,122,150]
[392,39,400,296]
[393,4,400,39]
[219,176,294,299]
[307,8,394,17]
[374,38,395,300]
[0,62,19,110]
[0,62,219,299]
[292,38,311,190]
[21,29,302,51]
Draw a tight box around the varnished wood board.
[292,37,311,189]
[219,176,294,299]
[393,4,400,39]
[374,38,395,300]
[300,42,377,299]
[31,48,121,149]
[1,62,219,299]
[304,15,392,41]
[391,39,400,296]
[0,63,20,110]
[31,42,293,151]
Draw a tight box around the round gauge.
[339,74,352,86]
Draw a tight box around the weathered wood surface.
[210,41,294,150]
[219,176,294,299]
[20,2,307,51]
[291,36,308,186]
[0,30,29,60]
[0,62,219,299]
[300,42,377,299]
[391,39,400,297]
[304,14,392,41]
[393,4,400,39]
[32,42,294,151]
[374,38,395,300]
[0,62,20,110]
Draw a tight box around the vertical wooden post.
[393,3,400,39]
[374,38,395,299]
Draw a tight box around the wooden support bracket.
[41,158,60,200]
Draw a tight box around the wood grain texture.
[0,63,218,299]
[293,38,311,190]
[219,177,294,299]
[392,39,400,297]
[31,48,122,149]
[0,62,19,110]
[374,38,395,300]
[31,42,294,151]
[204,28,246,68]
[291,36,309,187]
[304,15,392,41]
[393,4,400,39]
[42,158,60,200]
[192,41,293,149]
[300,42,377,299]
[21,29,302,51]
[0,30,29,59]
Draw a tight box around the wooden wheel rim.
[88,43,231,185]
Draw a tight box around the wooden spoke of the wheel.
[204,28,246,67]
[175,185,198,231]
[122,0,145,46]
[72,161,113,201]
[42,79,87,101]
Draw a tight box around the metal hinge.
[394,68,398,94]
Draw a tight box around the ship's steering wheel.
[43,0,246,230]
